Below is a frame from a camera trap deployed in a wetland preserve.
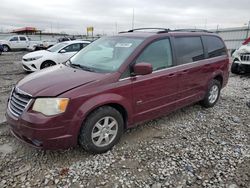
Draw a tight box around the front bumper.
[6,107,80,150]
[234,60,250,66]
[22,59,41,72]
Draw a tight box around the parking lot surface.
[0,52,249,187]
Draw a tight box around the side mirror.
[133,62,153,76]
[60,49,66,53]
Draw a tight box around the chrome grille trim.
[10,97,26,107]
[240,54,250,62]
[8,88,32,117]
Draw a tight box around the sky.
[0,0,249,35]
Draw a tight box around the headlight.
[25,56,42,61]
[32,98,69,116]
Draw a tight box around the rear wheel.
[40,61,56,69]
[2,45,10,52]
[79,106,124,154]
[201,79,221,108]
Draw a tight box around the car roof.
[62,40,91,45]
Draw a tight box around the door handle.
[168,73,175,77]
[180,70,189,74]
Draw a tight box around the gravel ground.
[0,52,249,188]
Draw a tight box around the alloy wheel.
[91,116,118,147]
[208,85,219,104]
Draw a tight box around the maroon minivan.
[6,28,229,153]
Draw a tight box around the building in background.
[11,27,41,35]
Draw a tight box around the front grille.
[8,88,32,117]
[23,58,28,62]
[240,54,250,62]
[23,64,31,70]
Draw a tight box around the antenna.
[132,8,135,29]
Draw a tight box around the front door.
[131,38,179,123]
[9,36,20,49]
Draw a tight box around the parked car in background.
[22,40,91,72]
[6,28,229,153]
[231,42,250,74]
[0,43,3,55]
[58,37,75,42]
[28,37,80,51]
[0,35,40,52]
[27,39,57,51]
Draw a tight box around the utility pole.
[204,18,207,30]
[216,25,219,33]
[115,22,118,34]
[132,8,135,29]
[246,20,250,39]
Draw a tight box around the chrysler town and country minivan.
[6,28,229,153]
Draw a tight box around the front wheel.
[40,61,56,69]
[2,45,10,52]
[201,79,221,108]
[231,61,240,74]
[79,106,124,154]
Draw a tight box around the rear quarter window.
[174,37,205,65]
[203,36,227,58]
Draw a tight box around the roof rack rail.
[171,29,213,33]
[118,28,213,34]
[119,28,170,34]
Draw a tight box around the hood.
[233,45,250,58]
[16,65,108,97]
[0,40,6,44]
[23,50,51,59]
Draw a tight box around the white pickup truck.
[0,35,41,52]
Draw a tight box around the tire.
[40,61,56,69]
[231,61,240,74]
[0,50,2,55]
[79,106,124,154]
[200,79,221,108]
[2,45,10,52]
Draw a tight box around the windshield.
[69,36,144,73]
[47,42,67,52]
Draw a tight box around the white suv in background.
[22,40,91,72]
[231,43,250,74]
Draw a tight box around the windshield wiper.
[70,62,96,72]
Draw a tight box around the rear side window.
[20,37,26,41]
[175,37,205,65]
[63,43,81,52]
[204,36,227,58]
[136,38,173,71]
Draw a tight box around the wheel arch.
[2,44,10,51]
[83,103,129,130]
[213,74,223,86]
[40,60,57,69]
[75,94,132,131]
